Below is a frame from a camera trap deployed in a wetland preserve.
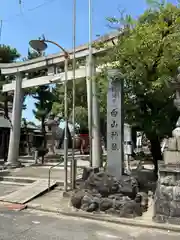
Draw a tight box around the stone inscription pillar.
[107,69,124,179]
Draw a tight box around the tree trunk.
[100,119,107,149]
[25,128,31,156]
[22,120,31,156]
[149,134,162,179]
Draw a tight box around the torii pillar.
[5,72,23,168]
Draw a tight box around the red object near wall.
[80,133,89,154]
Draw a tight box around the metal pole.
[87,0,101,168]
[64,57,68,192]
[88,0,93,167]
[71,0,76,189]
[37,39,70,190]
[91,58,102,167]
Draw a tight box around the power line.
[3,0,59,23]
[28,0,58,12]
[18,0,34,32]
[0,0,59,41]
[0,0,58,44]
[18,0,23,15]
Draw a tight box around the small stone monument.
[153,67,180,224]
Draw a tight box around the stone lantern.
[45,114,63,155]
[153,67,180,225]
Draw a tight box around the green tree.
[26,49,56,159]
[0,45,20,118]
[32,85,55,151]
[21,118,32,155]
[52,79,88,130]
[97,0,180,176]
[52,75,108,136]
[0,45,20,161]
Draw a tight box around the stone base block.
[167,138,177,151]
[153,214,167,223]
[153,214,180,225]
[60,191,72,198]
[82,167,99,181]
[163,151,180,165]
[4,161,23,169]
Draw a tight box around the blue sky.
[1,0,177,123]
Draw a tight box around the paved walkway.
[0,183,23,197]
[0,209,179,240]
[6,166,83,182]
[28,186,70,211]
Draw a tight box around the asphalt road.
[0,209,180,240]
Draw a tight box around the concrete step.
[0,175,36,184]
[0,181,28,186]
[19,157,90,168]
[29,162,89,168]
[0,174,68,185]
[0,164,84,188]
[19,154,90,162]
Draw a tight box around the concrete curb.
[27,205,180,233]
[0,202,27,211]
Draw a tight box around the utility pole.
[0,20,3,42]
[71,0,77,189]
[86,0,102,168]
[88,0,93,167]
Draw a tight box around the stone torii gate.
[0,32,118,169]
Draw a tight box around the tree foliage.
[0,45,20,115]
[0,45,20,161]
[94,1,180,176]
[52,79,88,129]
[27,49,56,150]
[0,45,20,64]
[98,1,180,138]
[33,85,56,122]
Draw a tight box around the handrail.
[48,156,64,191]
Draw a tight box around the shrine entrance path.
[5,166,83,182]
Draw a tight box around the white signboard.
[124,123,132,155]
